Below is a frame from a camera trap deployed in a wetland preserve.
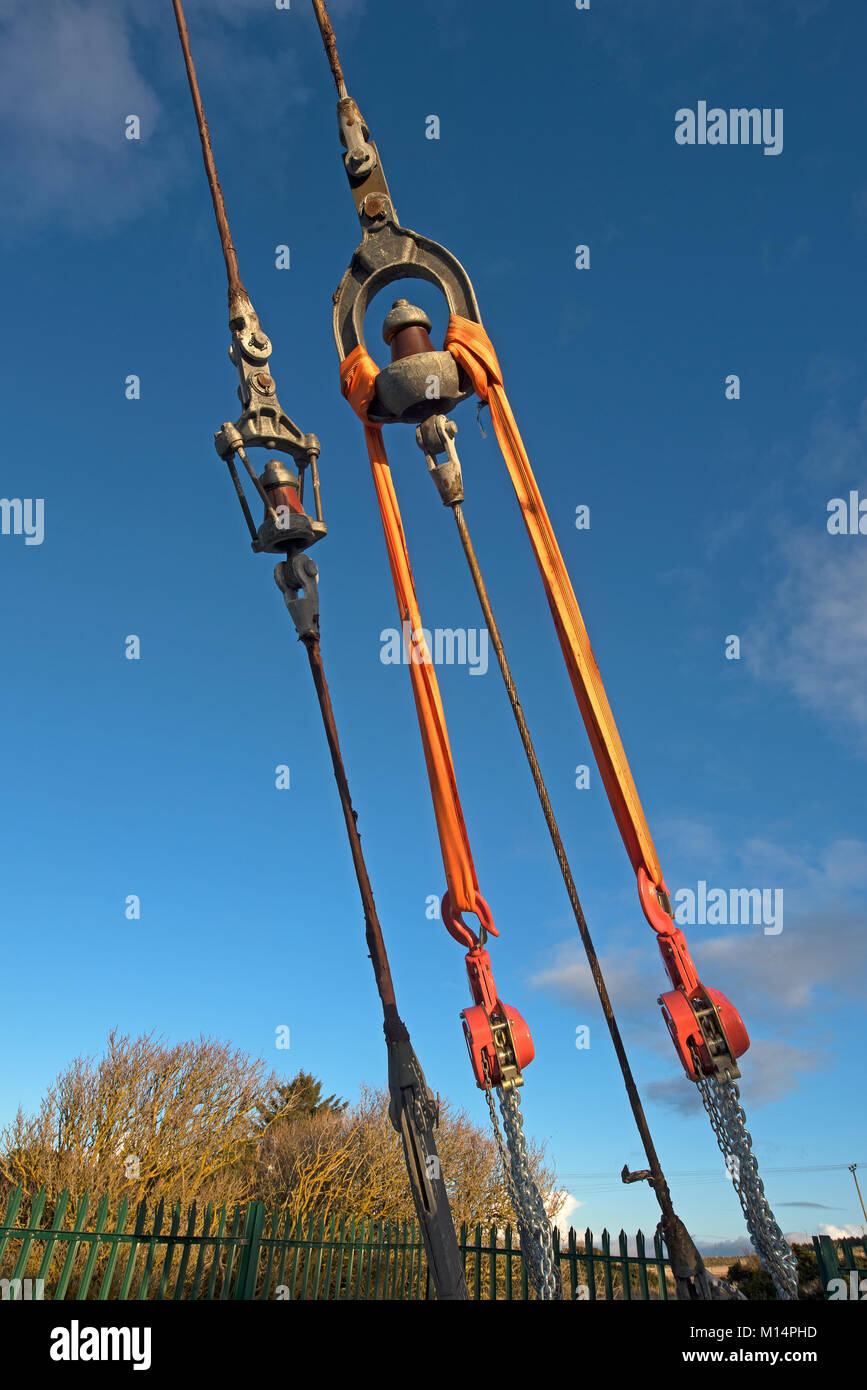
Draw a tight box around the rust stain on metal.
[172,0,246,305]
[311,0,346,95]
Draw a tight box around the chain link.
[697,1070,799,1300]
[485,1084,562,1300]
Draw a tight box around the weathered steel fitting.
[416,414,464,506]
[372,300,463,425]
[383,299,433,355]
[338,96,377,179]
[228,289,272,364]
[274,550,320,638]
[255,459,327,554]
[332,202,483,429]
[214,420,244,459]
[214,290,321,465]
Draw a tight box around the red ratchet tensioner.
[638,868,750,1081]
[441,893,534,1093]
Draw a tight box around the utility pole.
[850,1164,867,1232]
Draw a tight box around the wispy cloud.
[776,1201,840,1209]
[529,830,866,1107]
[529,938,651,1016]
[761,233,813,274]
[745,531,867,748]
[645,1038,822,1114]
[0,1,169,233]
[0,0,366,236]
[799,393,867,484]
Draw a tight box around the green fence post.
[635,1229,650,1301]
[0,1187,24,1271]
[653,1228,669,1301]
[171,1202,198,1301]
[813,1235,840,1295]
[618,1230,631,1301]
[566,1227,577,1300]
[584,1229,596,1302]
[55,1191,91,1301]
[234,1202,266,1300]
[601,1229,613,1300]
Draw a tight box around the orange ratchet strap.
[440,316,749,1080]
[341,345,535,1093]
[341,345,480,917]
[445,315,665,895]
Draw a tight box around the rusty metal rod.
[173,0,246,303]
[173,0,466,1294]
[224,456,259,542]
[298,625,467,1296]
[451,500,717,1299]
[236,445,280,525]
[311,0,347,97]
[309,453,324,525]
[300,630,407,1045]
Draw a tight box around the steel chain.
[697,1070,799,1300]
[485,1084,562,1300]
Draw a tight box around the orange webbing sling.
[340,345,480,915]
[444,315,664,893]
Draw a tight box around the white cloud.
[745,531,867,747]
[553,1192,585,1235]
[646,1037,822,1114]
[528,828,866,1108]
[800,394,867,483]
[0,1,170,232]
[0,0,366,235]
[529,939,655,1016]
[529,832,867,1025]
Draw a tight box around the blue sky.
[0,0,865,1252]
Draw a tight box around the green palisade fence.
[0,1185,688,1300]
[812,1234,867,1298]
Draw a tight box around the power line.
[558,1163,863,1179]
[554,1163,866,1195]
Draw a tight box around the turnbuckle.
[441,893,534,1092]
[212,289,327,554]
[637,868,749,1082]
